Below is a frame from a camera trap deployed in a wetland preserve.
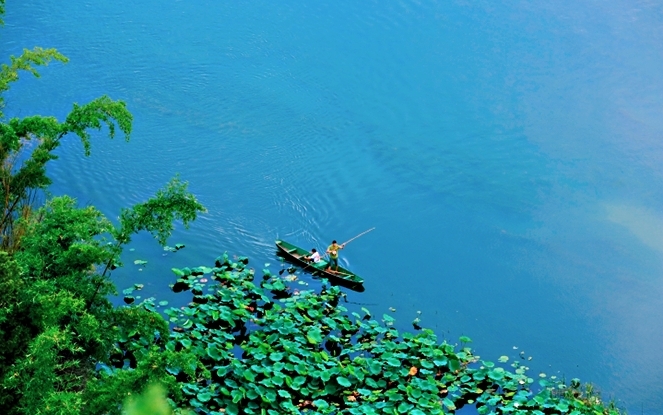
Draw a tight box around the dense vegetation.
[0,5,624,414]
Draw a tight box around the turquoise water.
[3,0,663,412]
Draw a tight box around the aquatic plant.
[112,255,624,415]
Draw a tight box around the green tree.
[0,45,132,252]
[0,11,206,413]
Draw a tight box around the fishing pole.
[341,227,376,246]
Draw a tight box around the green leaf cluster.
[110,258,624,415]
[0,178,205,414]
[0,35,206,410]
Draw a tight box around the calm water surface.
[3,1,663,413]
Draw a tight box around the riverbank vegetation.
[0,6,624,414]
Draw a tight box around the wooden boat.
[275,240,365,291]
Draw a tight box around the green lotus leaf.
[277,390,291,399]
[307,328,323,344]
[269,352,284,362]
[272,374,284,386]
[264,389,276,402]
[320,370,332,382]
[224,403,239,415]
[273,362,285,372]
[293,376,306,388]
[368,361,382,375]
[246,388,259,400]
[207,344,224,360]
[133,259,147,266]
[231,389,243,403]
[386,358,400,367]
[242,370,256,382]
[197,391,212,402]
[365,377,379,388]
[312,399,329,410]
[443,397,456,410]
[488,369,505,381]
[336,376,352,387]
[421,360,434,369]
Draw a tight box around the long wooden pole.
[341,227,375,246]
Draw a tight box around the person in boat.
[326,240,345,272]
[305,248,321,264]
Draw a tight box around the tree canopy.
[0,21,205,413]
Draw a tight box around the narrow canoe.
[275,240,365,291]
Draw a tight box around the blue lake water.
[3,0,663,413]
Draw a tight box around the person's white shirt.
[310,251,321,263]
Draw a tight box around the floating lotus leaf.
[448,357,461,372]
[336,376,352,387]
[269,352,284,362]
[224,403,239,415]
[133,259,147,266]
[197,391,212,403]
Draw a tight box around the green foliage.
[0,47,68,114]
[123,384,193,415]
[0,41,204,408]
[116,176,206,246]
[0,185,205,414]
[0,55,132,250]
[110,257,624,415]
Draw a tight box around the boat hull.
[275,240,365,292]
